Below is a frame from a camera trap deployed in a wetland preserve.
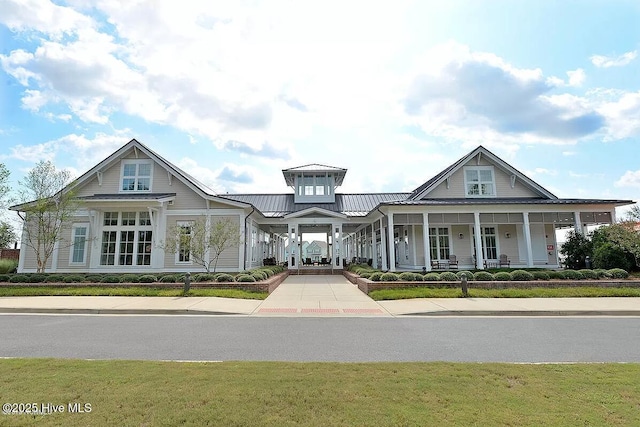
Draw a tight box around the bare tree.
[163,216,242,273]
[16,161,78,273]
[625,204,640,222]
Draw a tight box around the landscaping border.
[343,270,640,294]
[0,270,290,293]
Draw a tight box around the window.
[429,227,450,260]
[101,212,154,266]
[121,161,152,192]
[177,222,193,263]
[482,227,497,260]
[71,225,89,264]
[101,231,117,265]
[296,174,333,198]
[464,167,495,197]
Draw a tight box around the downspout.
[243,207,255,271]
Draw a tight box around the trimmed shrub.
[398,272,416,281]
[563,270,584,280]
[138,275,157,283]
[578,269,598,280]
[101,275,121,283]
[359,272,373,279]
[85,274,104,283]
[124,275,141,283]
[412,273,425,281]
[235,274,256,282]
[194,273,216,282]
[456,271,473,280]
[215,273,234,283]
[251,271,268,281]
[260,269,275,278]
[159,275,177,283]
[510,270,534,281]
[0,274,10,282]
[380,272,399,281]
[368,272,383,282]
[608,268,629,279]
[548,271,565,280]
[532,271,550,281]
[63,275,86,283]
[439,272,458,281]
[594,269,612,279]
[29,274,47,283]
[493,271,512,281]
[45,274,66,283]
[9,274,28,283]
[473,271,494,281]
[0,260,18,274]
[423,273,441,281]
[593,242,633,271]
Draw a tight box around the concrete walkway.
[254,274,390,317]
[0,275,639,317]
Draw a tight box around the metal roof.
[78,193,176,201]
[381,198,634,206]
[221,193,410,217]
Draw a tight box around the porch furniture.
[303,257,312,265]
[498,254,510,267]
[448,255,458,269]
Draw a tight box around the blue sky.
[1,0,639,217]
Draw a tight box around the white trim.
[463,166,496,198]
[166,209,243,216]
[69,223,90,265]
[119,159,153,193]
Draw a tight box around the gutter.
[243,207,255,271]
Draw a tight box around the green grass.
[0,286,267,299]
[1,359,639,426]
[369,286,640,300]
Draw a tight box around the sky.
[1,0,639,219]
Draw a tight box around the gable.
[411,146,556,200]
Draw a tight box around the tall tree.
[17,161,77,273]
[0,163,10,210]
[163,217,242,273]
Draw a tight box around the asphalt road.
[1,315,639,363]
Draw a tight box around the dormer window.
[121,160,152,192]
[464,166,495,197]
[294,173,334,202]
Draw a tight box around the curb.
[401,310,640,317]
[0,308,246,316]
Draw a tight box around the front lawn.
[1,359,639,426]
[0,286,268,299]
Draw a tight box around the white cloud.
[615,170,640,188]
[525,168,557,177]
[590,50,637,68]
[567,68,586,87]
[562,151,577,156]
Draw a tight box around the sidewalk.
[0,274,639,316]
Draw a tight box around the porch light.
[505,232,511,238]
[458,233,464,239]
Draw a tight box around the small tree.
[163,216,242,273]
[559,230,593,269]
[591,222,640,270]
[625,204,640,222]
[0,163,10,210]
[0,221,17,248]
[16,161,77,273]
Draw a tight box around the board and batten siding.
[56,216,92,270]
[422,158,541,199]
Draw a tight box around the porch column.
[247,221,253,269]
[422,213,431,271]
[474,212,483,269]
[411,225,417,267]
[574,211,583,234]
[336,224,343,268]
[380,218,388,271]
[523,212,534,268]
[610,209,617,224]
[288,225,293,268]
[387,212,396,271]
[371,227,378,269]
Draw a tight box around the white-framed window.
[429,227,450,260]
[120,160,152,192]
[176,221,193,264]
[70,224,89,264]
[100,212,154,266]
[464,166,496,197]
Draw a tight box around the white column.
[523,212,534,268]
[411,225,417,267]
[387,212,396,271]
[380,218,388,270]
[295,223,300,271]
[610,209,617,224]
[246,221,253,269]
[574,211,583,234]
[422,213,431,271]
[371,227,378,269]
[474,212,483,269]
[288,225,293,269]
[336,224,343,268]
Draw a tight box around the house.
[301,240,328,263]
[10,138,634,273]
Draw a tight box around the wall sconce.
[504,232,511,239]
[458,233,464,239]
